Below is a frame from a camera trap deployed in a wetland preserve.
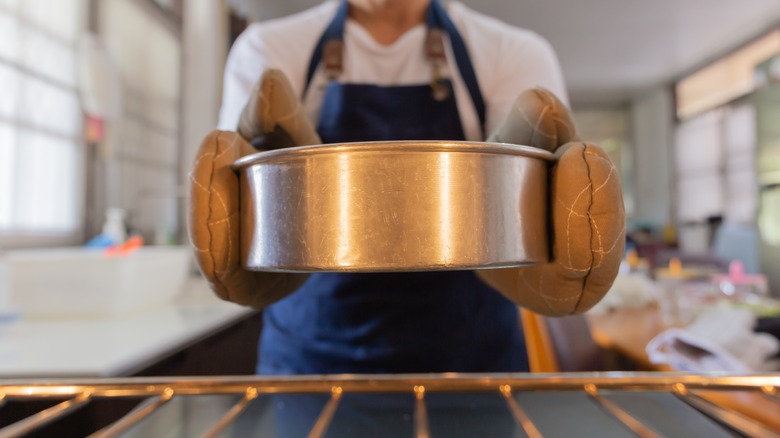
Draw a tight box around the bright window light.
[20,77,81,137]
[0,0,84,240]
[20,0,81,43]
[0,0,19,11]
[15,130,79,231]
[676,30,780,120]
[0,64,20,118]
[0,11,20,62]
[0,123,16,228]
[21,29,77,87]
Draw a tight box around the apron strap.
[304,1,348,97]
[304,0,486,138]
[427,0,486,137]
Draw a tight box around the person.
[218,0,567,144]
[190,0,625,375]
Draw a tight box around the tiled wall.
[97,0,181,243]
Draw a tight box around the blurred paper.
[647,306,779,372]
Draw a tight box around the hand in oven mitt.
[188,69,320,309]
[476,88,626,315]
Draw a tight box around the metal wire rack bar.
[88,390,174,438]
[499,385,543,438]
[583,383,663,438]
[200,388,259,438]
[0,373,777,437]
[0,393,91,438]
[1,373,778,398]
[413,385,430,438]
[306,387,342,438]
[677,391,780,438]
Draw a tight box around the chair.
[521,309,605,372]
[520,309,559,372]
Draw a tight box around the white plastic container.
[5,246,192,318]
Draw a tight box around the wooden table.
[587,305,665,370]
[586,305,780,431]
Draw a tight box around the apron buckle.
[426,28,449,101]
[431,78,450,101]
[324,39,344,80]
[425,28,446,61]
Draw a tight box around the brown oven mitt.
[188,69,320,309]
[476,88,626,316]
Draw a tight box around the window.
[676,30,780,120]
[0,0,85,245]
[673,32,774,253]
[675,103,758,224]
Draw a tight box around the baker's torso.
[219,0,568,375]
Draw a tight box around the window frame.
[0,1,88,249]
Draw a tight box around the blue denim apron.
[258,0,528,375]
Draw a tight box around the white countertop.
[0,278,255,378]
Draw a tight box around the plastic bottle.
[656,257,686,327]
[102,207,127,245]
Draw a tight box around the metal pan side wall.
[237,141,551,272]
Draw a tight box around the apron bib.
[258,0,527,374]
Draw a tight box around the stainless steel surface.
[0,373,778,436]
[234,141,553,272]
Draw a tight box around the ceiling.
[230,0,780,106]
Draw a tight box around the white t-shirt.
[218,1,568,141]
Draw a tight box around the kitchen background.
[0,0,778,302]
[2,0,779,287]
[0,1,779,434]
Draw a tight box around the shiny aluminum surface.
[233,141,553,272]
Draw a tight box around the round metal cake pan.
[233,141,553,272]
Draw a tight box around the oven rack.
[0,372,778,438]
